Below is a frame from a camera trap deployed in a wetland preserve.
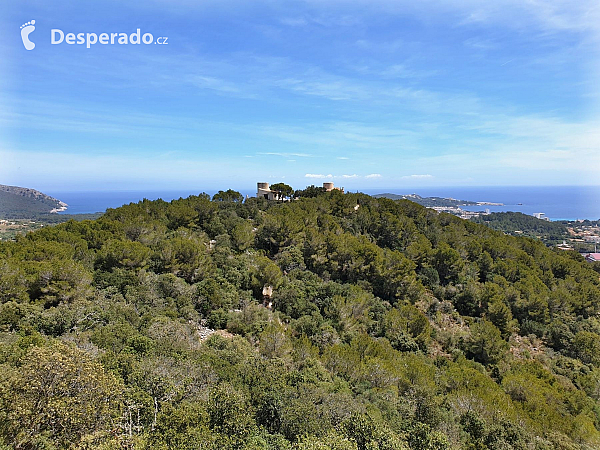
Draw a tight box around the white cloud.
[366,173,382,178]
[305,173,333,178]
[402,174,433,179]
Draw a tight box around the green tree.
[431,243,463,285]
[573,331,600,366]
[294,432,358,450]
[0,342,123,448]
[212,189,244,203]
[207,383,256,444]
[464,320,508,365]
[96,239,152,271]
[270,183,294,201]
[232,221,254,251]
[383,305,431,352]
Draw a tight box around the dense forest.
[1,190,600,449]
[471,212,568,243]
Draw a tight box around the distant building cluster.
[533,212,550,221]
[427,207,491,219]
[256,182,344,200]
[556,241,573,251]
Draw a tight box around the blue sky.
[1,0,599,192]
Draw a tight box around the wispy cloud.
[186,75,241,94]
[258,152,314,158]
[3,0,599,190]
[255,122,422,151]
[463,37,499,51]
[305,173,372,179]
[402,174,433,179]
[305,173,333,179]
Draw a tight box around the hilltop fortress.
[256,182,344,200]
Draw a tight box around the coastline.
[45,186,600,221]
[50,201,69,214]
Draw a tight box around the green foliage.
[383,305,431,352]
[0,191,599,449]
[472,212,568,243]
[270,183,294,201]
[573,331,600,366]
[0,341,123,449]
[343,413,407,450]
[406,422,450,450]
[208,383,256,441]
[294,185,327,199]
[213,189,244,203]
[463,320,508,365]
[295,434,357,449]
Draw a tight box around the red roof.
[585,253,600,261]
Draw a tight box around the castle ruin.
[256,182,343,200]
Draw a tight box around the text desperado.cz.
[51,29,168,48]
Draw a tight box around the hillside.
[471,212,568,242]
[374,193,482,208]
[1,191,600,449]
[0,184,67,218]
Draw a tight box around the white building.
[256,182,277,200]
[322,182,344,193]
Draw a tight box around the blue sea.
[362,186,600,221]
[49,186,600,221]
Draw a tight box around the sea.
[49,186,600,222]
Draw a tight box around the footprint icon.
[20,20,36,50]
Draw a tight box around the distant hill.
[471,211,568,241]
[0,185,67,218]
[374,192,482,207]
